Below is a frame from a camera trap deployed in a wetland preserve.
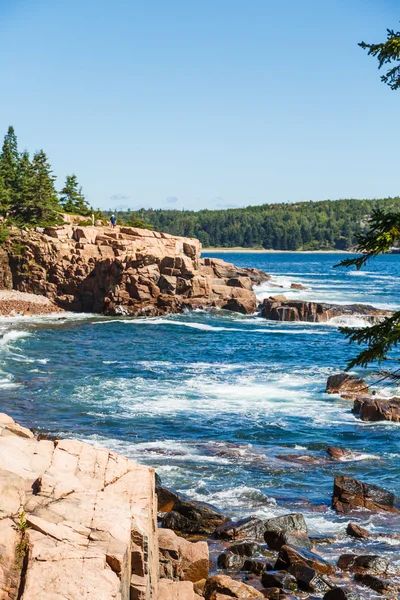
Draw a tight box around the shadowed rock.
[261,297,389,324]
[332,475,399,514]
[353,397,400,422]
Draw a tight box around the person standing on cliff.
[110,215,117,228]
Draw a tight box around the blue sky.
[0,0,399,211]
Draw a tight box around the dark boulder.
[161,499,228,535]
[217,551,245,570]
[275,545,335,575]
[337,554,398,575]
[243,559,270,575]
[346,523,371,539]
[264,530,313,550]
[354,573,400,595]
[264,513,312,550]
[264,513,308,534]
[332,475,399,514]
[228,541,262,557]
[288,563,334,593]
[215,516,266,540]
[324,588,365,600]
[261,571,297,591]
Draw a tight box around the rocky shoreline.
[1,400,399,600]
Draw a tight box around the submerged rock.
[332,475,399,514]
[261,571,297,590]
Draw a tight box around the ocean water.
[1,252,400,572]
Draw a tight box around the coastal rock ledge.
[0,413,206,600]
[2,226,269,316]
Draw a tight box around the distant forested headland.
[106,197,400,251]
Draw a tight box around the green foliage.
[124,216,154,230]
[337,209,400,373]
[360,28,400,90]
[60,174,91,216]
[0,225,10,245]
[13,150,62,227]
[105,198,400,250]
[0,126,19,198]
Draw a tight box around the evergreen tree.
[59,174,90,215]
[15,150,62,226]
[337,24,400,377]
[0,126,19,213]
[0,175,10,216]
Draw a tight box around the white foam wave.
[0,330,30,347]
[327,316,372,328]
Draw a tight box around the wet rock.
[353,397,400,422]
[260,588,280,600]
[346,523,371,540]
[288,563,334,593]
[228,541,262,557]
[264,514,312,550]
[264,531,313,551]
[332,475,399,514]
[215,516,266,540]
[327,447,353,460]
[203,574,263,599]
[326,374,368,396]
[158,528,209,582]
[275,545,335,575]
[217,551,245,570]
[161,500,228,535]
[354,573,400,595]
[261,298,388,324]
[337,554,398,575]
[242,559,269,575]
[264,514,308,534]
[290,283,309,290]
[156,485,182,512]
[324,588,365,600]
[261,571,297,590]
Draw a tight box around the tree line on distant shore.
[107,196,400,250]
[0,126,92,228]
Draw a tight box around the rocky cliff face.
[4,226,268,316]
[0,413,207,600]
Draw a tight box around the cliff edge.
[3,225,269,316]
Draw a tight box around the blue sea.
[1,252,400,570]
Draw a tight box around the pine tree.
[0,126,19,213]
[0,175,10,216]
[59,174,90,216]
[15,150,62,226]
